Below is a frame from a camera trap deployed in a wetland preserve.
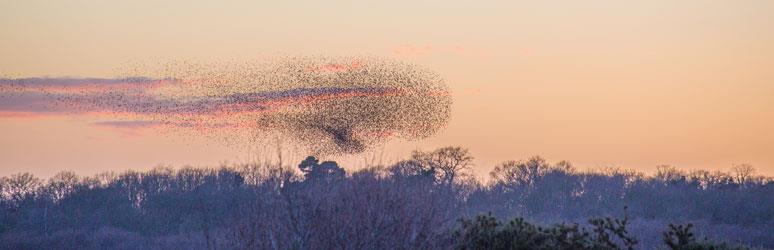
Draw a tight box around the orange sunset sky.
[1,1,773,178]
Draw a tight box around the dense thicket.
[1,147,772,249]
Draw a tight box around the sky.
[1,0,773,178]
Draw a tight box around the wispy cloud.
[0,77,406,131]
[0,78,401,116]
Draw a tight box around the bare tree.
[731,164,755,187]
[46,171,80,202]
[411,146,474,186]
[490,156,552,189]
[655,165,685,184]
[1,173,41,206]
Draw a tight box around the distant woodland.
[1,147,772,249]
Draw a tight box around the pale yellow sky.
[1,0,773,178]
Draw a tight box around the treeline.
[0,147,772,249]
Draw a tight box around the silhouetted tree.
[298,156,345,182]
[411,146,473,186]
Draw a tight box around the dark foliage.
[1,147,771,249]
[453,213,751,250]
[663,224,748,250]
[454,207,641,250]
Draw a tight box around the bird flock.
[0,57,452,155]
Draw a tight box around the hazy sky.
[1,1,773,178]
